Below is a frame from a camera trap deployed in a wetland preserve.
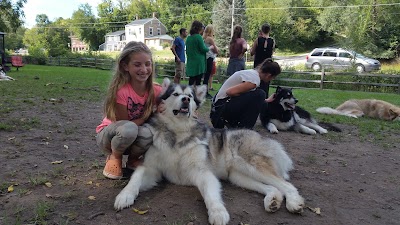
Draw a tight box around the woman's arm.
[198,35,210,53]
[250,38,258,56]
[208,37,219,54]
[226,82,257,96]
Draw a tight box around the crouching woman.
[210,58,281,129]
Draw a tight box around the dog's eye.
[173,93,179,96]
[188,94,193,98]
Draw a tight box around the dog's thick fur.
[0,65,15,81]
[317,99,400,121]
[260,86,330,135]
[114,79,304,225]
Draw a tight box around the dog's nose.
[182,97,190,103]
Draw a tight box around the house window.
[149,27,153,36]
[129,29,134,35]
[139,28,141,34]
[157,28,161,35]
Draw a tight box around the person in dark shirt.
[250,23,276,96]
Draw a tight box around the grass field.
[1,65,399,140]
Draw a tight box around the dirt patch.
[1,100,399,225]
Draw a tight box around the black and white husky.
[260,86,332,135]
[114,79,304,225]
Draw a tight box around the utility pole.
[231,0,235,38]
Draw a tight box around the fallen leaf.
[95,183,101,187]
[64,145,69,149]
[51,160,63,164]
[307,206,321,215]
[8,185,14,193]
[46,193,52,198]
[133,208,148,215]
[86,181,93,185]
[8,137,15,141]
[45,182,52,187]
[88,196,96,200]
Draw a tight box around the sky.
[20,0,105,28]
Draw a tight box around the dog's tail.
[316,107,341,115]
[318,122,342,132]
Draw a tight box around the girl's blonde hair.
[104,41,155,122]
[202,24,214,39]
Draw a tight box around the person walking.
[203,24,218,99]
[250,23,276,96]
[171,28,188,84]
[186,20,210,86]
[226,25,247,76]
[210,59,281,129]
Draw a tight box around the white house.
[100,13,173,51]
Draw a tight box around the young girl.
[203,24,218,99]
[96,41,162,179]
[210,58,281,129]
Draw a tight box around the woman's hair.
[189,20,204,35]
[229,25,243,47]
[202,24,214,39]
[261,23,271,34]
[103,41,155,121]
[258,58,281,77]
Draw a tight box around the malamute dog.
[114,79,304,225]
[317,99,400,121]
[260,86,331,135]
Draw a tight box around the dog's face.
[159,78,207,118]
[274,86,298,111]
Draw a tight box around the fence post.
[320,67,325,90]
[398,77,400,94]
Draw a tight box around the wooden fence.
[155,63,400,94]
[19,56,400,94]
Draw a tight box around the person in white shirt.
[210,58,281,129]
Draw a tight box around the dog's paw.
[285,194,305,214]
[264,192,283,213]
[269,129,279,134]
[208,205,230,225]
[114,190,136,210]
[318,128,328,134]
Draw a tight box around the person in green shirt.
[185,20,210,86]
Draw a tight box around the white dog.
[114,79,304,225]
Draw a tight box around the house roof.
[105,30,125,36]
[126,18,154,26]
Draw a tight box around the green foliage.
[0,0,26,32]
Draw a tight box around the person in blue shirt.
[171,28,188,84]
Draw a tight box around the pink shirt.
[96,83,162,133]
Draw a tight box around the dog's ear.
[160,78,171,95]
[275,86,282,93]
[389,108,399,120]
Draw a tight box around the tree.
[4,27,26,50]
[0,0,26,32]
[23,14,70,57]
[212,0,246,56]
[71,4,106,50]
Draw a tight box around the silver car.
[305,47,381,73]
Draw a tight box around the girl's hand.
[157,101,166,113]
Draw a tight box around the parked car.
[305,47,381,73]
